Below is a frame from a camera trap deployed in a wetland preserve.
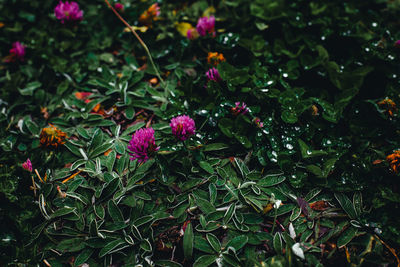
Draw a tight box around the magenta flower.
[253,117,264,128]
[22,158,32,172]
[196,16,216,37]
[4,42,26,63]
[54,1,83,24]
[170,115,196,141]
[187,28,199,40]
[206,68,222,82]
[127,128,159,163]
[114,3,124,12]
[395,40,400,48]
[231,102,248,116]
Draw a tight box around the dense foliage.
[1,0,400,266]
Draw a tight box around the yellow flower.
[175,22,194,37]
[40,124,67,148]
[139,3,160,26]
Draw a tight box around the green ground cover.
[1,0,400,266]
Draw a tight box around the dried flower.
[196,16,215,37]
[206,67,221,82]
[387,150,400,173]
[4,42,26,63]
[231,102,248,116]
[207,52,225,66]
[378,98,397,117]
[187,28,199,40]
[40,124,68,148]
[253,117,264,128]
[139,3,160,26]
[170,115,196,141]
[114,3,124,12]
[54,1,83,24]
[22,158,32,172]
[127,128,159,163]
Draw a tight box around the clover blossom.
[54,1,83,24]
[170,115,196,141]
[139,3,160,26]
[4,42,26,62]
[231,102,248,116]
[206,67,222,82]
[196,16,215,37]
[22,158,32,172]
[387,150,400,173]
[127,128,159,163]
[114,3,124,12]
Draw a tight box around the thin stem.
[104,0,165,87]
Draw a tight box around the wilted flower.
[196,16,215,37]
[127,128,159,163]
[207,52,225,66]
[378,98,397,117]
[40,124,68,148]
[54,1,83,24]
[387,150,400,173]
[114,3,124,12]
[253,117,264,128]
[231,102,248,116]
[22,158,32,172]
[206,67,221,82]
[170,115,196,141]
[139,3,160,26]
[4,42,26,63]
[187,28,199,40]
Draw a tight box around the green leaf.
[183,222,193,259]
[298,139,328,159]
[203,143,229,151]
[98,239,126,257]
[218,118,234,138]
[206,233,221,252]
[74,248,94,266]
[225,235,248,251]
[334,193,357,219]
[195,197,216,213]
[108,200,124,222]
[155,260,183,267]
[19,81,41,96]
[193,255,218,267]
[337,226,358,248]
[194,236,214,254]
[258,173,286,187]
[50,207,76,219]
[199,161,214,174]
[273,232,283,254]
[223,204,236,224]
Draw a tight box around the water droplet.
[296,16,300,21]
[286,144,294,150]
[261,88,269,92]
[321,36,326,41]
[372,22,378,27]
[283,73,288,78]
[388,54,395,60]
[393,74,397,79]
[365,47,370,52]
[306,150,312,155]
[267,80,274,85]
[97,67,103,72]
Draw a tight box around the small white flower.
[292,243,305,259]
[273,199,282,209]
[289,222,296,239]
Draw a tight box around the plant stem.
[104,0,165,88]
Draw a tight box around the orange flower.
[378,98,397,117]
[207,52,225,66]
[387,150,400,173]
[40,124,67,148]
[138,3,160,26]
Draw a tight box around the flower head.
[378,98,397,117]
[387,150,400,173]
[170,115,196,141]
[395,40,400,48]
[40,124,68,148]
[196,16,215,37]
[253,117,264,128]
[4,42,26,63]
[22,158,32,172]
[128,128,159,163]
[187,28,199,40]
[207,52,225,66]
[139,3,160,26]
[114,3,124,12]
[231,102,248,116]
[206,67,221,82]
[75,92,92,102]
[54,1,83,24]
